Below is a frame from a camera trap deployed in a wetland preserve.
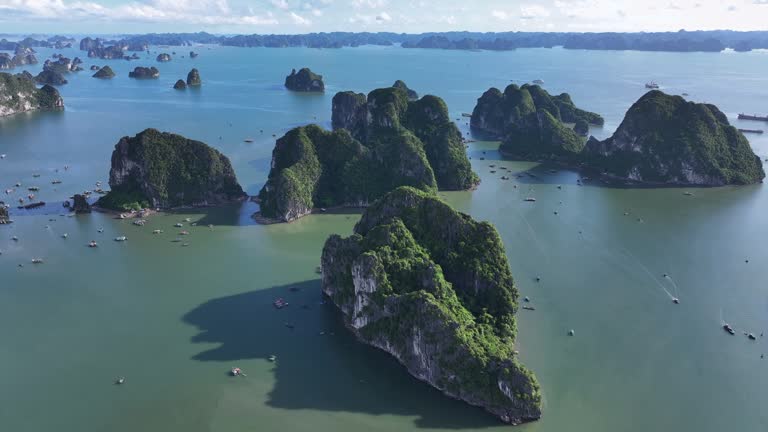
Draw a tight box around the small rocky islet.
[174,69,201,90]
[284,67,324,92]
[96,128,246,211]
[128,66,160,79]
[92,65,115,79]
[256,82,478,223]
[0,71,64,117]
[322,186,542,424]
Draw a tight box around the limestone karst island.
[1,3,767,432]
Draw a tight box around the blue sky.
[0,0,766,34]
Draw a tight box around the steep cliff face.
[392,80,419,101]
[471,84,603,161]
[584,91,765,185]
[321,187,542,425]
[256,124,435,222]
[0,205,9,224]
[0,72,64,117]
[72,194,91,214]
[284,68,324,92]
[97,129,246,210]
[332,86,479,190]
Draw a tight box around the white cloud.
[491,10,510,20]
[350,0,386,9]
[519,4,550,19]
[289,11,311,25]
[271,0,289,9]
[0,0,279,25]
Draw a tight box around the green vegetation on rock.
[321,187,542,424]
[0,72,63,116]
[258,85,478,222]
[92,66,115,79]
[284,67,324,92]
[470,84,603,162]
[97,128,246,210]
[584,91,765,185]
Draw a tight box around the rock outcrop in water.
[0,205,9,224]
[257,86,478,223]
[173,79,187,90]
[284,68,324,92]
[156,53,172,62]
[321,186,542,424]
[470,84,604,162]
[92,66,115,79]
[72,194,91,214]
[186,68,201,86]
[35,69,68,85]
[584,91,765,185]
[128,66,159,79]
[0,72,64,117]
[96,128,246,210]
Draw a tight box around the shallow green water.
[1,45,767,431]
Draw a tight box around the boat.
[31,258,44,264]
[738,129,764,134]
[12,236,18,241]
[244,138,254,143]
[738,113,768,122]
[51,180,62,185]
[268,355,277,362]
[273,298,289,309]
[62,233,68,239]
[230,367,242,376]
[723,324,735,335]
[179,230,189,235]
[152,229,163,234]
[748,333,757,340]
[115,377,125,385]
[0,154,5,159]
[645,81,660,89]
[461,113,472,118]
[27,187,39,192]
[19,201,45,209]
[98,228,104,233]
[88,240,98,248]
[522,306,536,311]
[524,197,537,202]
[683,192,694,196]
[114,236,127,242]
[672,297,680,304]
[133,219,146,226]
[119,214,127,219]
[174,223,183,228]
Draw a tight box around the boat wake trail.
[620,247,677,301]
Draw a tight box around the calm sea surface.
[1,45,767,432]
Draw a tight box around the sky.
[0,0,767,35]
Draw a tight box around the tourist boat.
[31,258,43,264]
[174,223,183,228]
[27,187,40,192]
[524,197,536,202]
[672,297,680,304]
[737,113,768,122]
[273,298,289,309]
[88,240,98,248]
[152,229,163,234]
[51,180,62,185]
[645,81,660,89]
[231,367,242,376]
[723,324,735,335]
[114,236,127,242]
[179,230,189,235]
[748,333,757,340]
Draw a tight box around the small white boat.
[524,197,537,202]
[268,355,277,362]
[174,223,183,228]
[32,258,44,264]
[115,377,125,385]
[88,241,98,248]
[62,233,68,239]
[152,229,163,234]
[114,236,127,242]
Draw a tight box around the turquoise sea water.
[1,45,767,431]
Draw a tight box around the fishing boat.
[723,324,735,335]
[645,81,660,89]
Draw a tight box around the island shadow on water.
[182,279,503,430]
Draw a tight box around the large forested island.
[96,129,246,210]
[584,91,765,185]
[0,71,63,117]
[322,186,541,424]
[256,83,478,223]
